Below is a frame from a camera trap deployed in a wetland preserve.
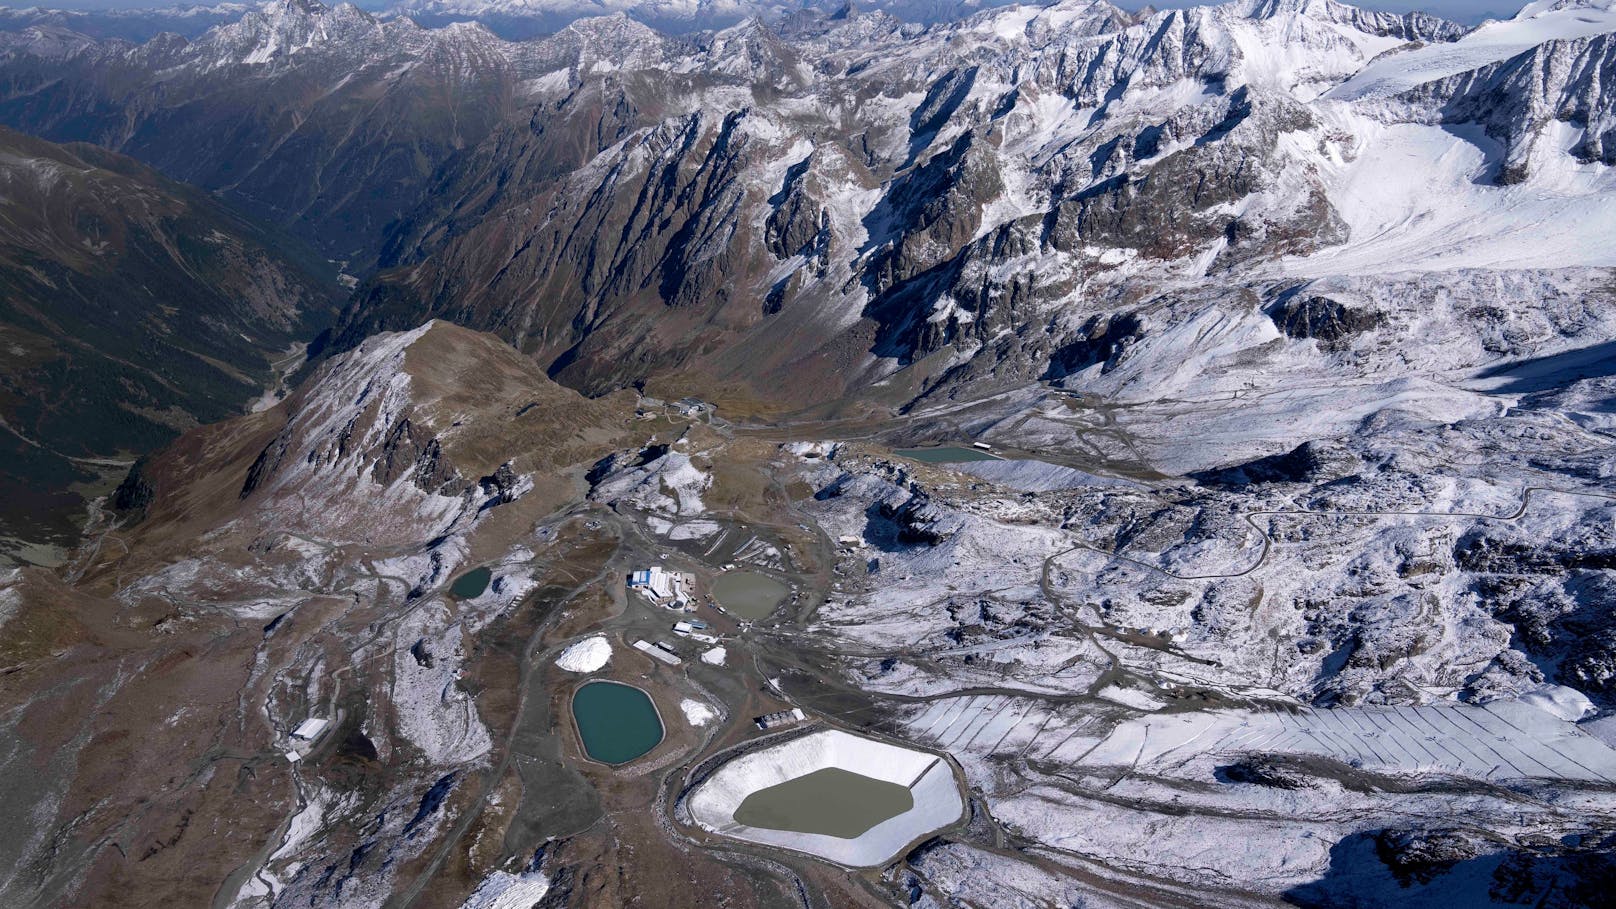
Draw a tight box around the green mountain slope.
[0,126,343,565]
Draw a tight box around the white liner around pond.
[687,729,964,867]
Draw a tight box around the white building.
[285,716,331,761]
[633,639,683,665]
[629,566,675,601]
[292,717,330,741]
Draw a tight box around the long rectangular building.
[633,639,683,665]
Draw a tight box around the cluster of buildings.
[625,560,813,735]
[754,708,807,731]
[628,566,694,609]
[673,620,719,644]
[633,396,713,421]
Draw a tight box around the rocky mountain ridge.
[0,1,1614,906]
[0,0,1611,528]
[8,0,1597,442]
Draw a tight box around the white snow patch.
[1520,684,1598,722]
[680,698,717,726]
[555,635,612,673]
[458,868,549,909]
[1097,684,1168,711]
[668,519,721,540]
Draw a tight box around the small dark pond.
[450,566,492,599]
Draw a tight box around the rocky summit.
[1,0,1616,907]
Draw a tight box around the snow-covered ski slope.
[1086,702,1616,783]
[905,695,1616,784]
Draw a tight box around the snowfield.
[1329,0,1616,100]
[457,868,549,909]
[1080,702,1616,783]
[1278,119,1616,275]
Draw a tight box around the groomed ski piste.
[686,729,965,867]
[904,695,1616,784]
[1080,700,1616,782]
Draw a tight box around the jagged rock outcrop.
[1267,293,1384,345]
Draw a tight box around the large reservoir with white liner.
[686,729,964,866]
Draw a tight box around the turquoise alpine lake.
[571,681,665,764]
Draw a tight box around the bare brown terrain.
[0,321,949,908]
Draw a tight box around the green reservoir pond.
[571,681,664,764]
[894,446,1002,463]
[449,566,492,599]
[733,768,914,838]
[711,571,790,621]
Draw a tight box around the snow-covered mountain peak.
[273,0,330,16]
[558,9,661,40]
[1513,0,1616,20]
[1241,0,1353,19]
[1329,0,1616,99]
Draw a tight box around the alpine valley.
[2,0,1616,907]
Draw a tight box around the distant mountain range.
[0,0,1536,44]
[0,0,1077,40]
[387,0,1044,37]
[0,0,1608,506]
[0,2,253,40]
